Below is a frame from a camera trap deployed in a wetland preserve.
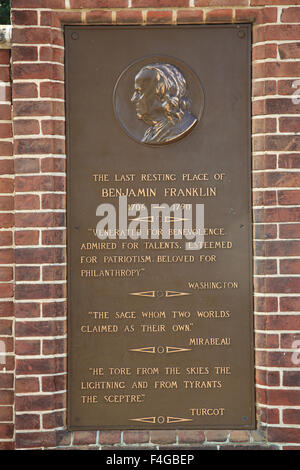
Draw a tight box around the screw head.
[71,32,79,40]
[238,30,246,39]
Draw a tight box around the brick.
[0,284,13,298]
[42,411,64,429]
[15,248,64,264]
[146,11,173,24]
[0,301,14,317]
[280,259,300,274]
[42,229,65,245]
[256,369,280,386]
[15,339,40,355]
[0,249,13,264]
[0,214,13,228]
[281,7,300,23]
[12,10,38,25]
[12,0,65,6]
[41,157,65,173]
[177,10,204,23]
[255,240,300,257]
[0,373,13,388]
[0,178,13,194]
[253,190,276,206]
[0,337,13,352]
[16,414,40,430]
[0,423,13,439]
[41,120,65,136]
[283,371,300,387]
[15,302,40,319]
[279,43,300,59]
[13,28,53,45]
[255,277,300,294]
[41,10,82,28]
[42,194,65,210]
[196,0,247,5]
[0,141,12,156]
[0,442,14,450]
[15,195,40,210]
[15,230,39,246]
[278,79,300,96]
[15,138,65,155]
[230,431,250,443]
[254,259,277,275]
[15,148,40,165]
[283,409,300,425]
[56,430,71,446]
[16,175,65,192]
[254,208,300,223]
[0,67,10,82]
[252,118,276,134]
[0,196,13,211]
[279,117,300,133]
[16,431,57,449]
[15,212,65,229]
[0,123,12,138]
[0,155,12,171]
[40,82,65,100]
[254,135,300,153]
[86,10,113,24]
[280,297,300,312]
[0,232,12,246]
[123,430,150,444]
[0,104,12,120]
[177,430,205,443]
[14,120,40,136]
[42,338,66,355]
[69,0,127,6]
[73,432,97,445]
[12,46,38,62]
[254,224,277,240]
[42,265,66,281]
[0,320,12,336]
[14,101,64,118]
[16,320,65,337]
[0,406,13,421]
[13,82,38,99]
[16,358,65,375]
[206,8,234,22]
[278,154,300,169]
[255,25,300,42]
[116,10,143,24]
[278,189,300,205]
[281,333,300,348]
[15,266,40,281]
[42,374,66,392]
[255,315,300,331]
[280,224,300,239]
[0,390,13,405]
[151,430,177,444]
[206,430,228,442]
[0,50,10,65]
[40,46,64,64]
[42,302,66,318]
[99,431,121,445]
[15,284,65,300]
[268,427,300,443]
[15,377,39,393]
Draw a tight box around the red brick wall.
[0,47,14,450]
[0,0,299,449]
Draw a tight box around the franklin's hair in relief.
[131,63,198,145]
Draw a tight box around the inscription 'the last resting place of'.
[66,25,255,430]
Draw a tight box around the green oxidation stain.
[0,0,10,25]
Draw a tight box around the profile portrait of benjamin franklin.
[131,63,198,145]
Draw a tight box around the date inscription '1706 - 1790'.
[66,25,254,430]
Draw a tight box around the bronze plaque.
[66,25,254,430]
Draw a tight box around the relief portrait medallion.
[113,57,204,146]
